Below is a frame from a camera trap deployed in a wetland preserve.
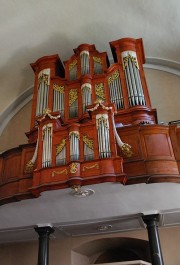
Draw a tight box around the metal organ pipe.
[122,51,146,107]
[36,69,50,117]
[42,123,52,168]
[108,71,124,109]
[53,85,65,117]
[70,132,79,161]
[96,114,111,159]
[81,83,92,113]
[93,57,103,74]
[80,51,90,75]
[69,60,77,81]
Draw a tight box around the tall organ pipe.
[42,124,52,168]
[80,51,90,75]
[36,69,50,116]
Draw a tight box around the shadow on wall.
[72,237,151,265]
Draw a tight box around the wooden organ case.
[0,38,180,204]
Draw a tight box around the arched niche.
[71,237,151,265]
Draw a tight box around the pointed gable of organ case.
[0,38,180,204]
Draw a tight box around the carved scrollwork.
[69,131,80,140]
[83,135,94,150]
[69,162,78,174]
[56,138,66,156]
[123,53,139,70]
[52,169,68,177]
[97,115,108,128]
[37,108,61,122]
[69,89,78,106]
[83,163,99,172]
[95,83,105,100]
[93,57,102,64]
[25,160,35,173]
[38,74,49,85]
[53,84,65,93]
[108,70,120,84]
[121,143,133,157]
[69,59,77,70]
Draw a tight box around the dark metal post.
[35,226,55,265]
[142,214,164,265]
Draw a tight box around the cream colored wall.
[0,69,179,153]
[0,226,180,265]
[145,69,180,123]
[0,101,31,153]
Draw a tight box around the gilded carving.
[69,59,77,70]
[121,143,133,157]
[38,74,49,85]
[123,54,139,70]
[69,89,78,106]
[83,135,94,150]
[69,163,78,174]
[53,84,65,93]
[108,70,120,84]
[88,100,112,112]
[93,57,102,64]
[52,169,68,177]
[95,83,105,100]
[83,163,99,172]
[56,138,66,156]
[97,115,108,128]
[37,108,61,122]
[25,160,34,173]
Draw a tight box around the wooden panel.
[145,160,179,175]
[3,153,21,182]
[143,133,173,158]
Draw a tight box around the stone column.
[142,214,164,265]
[35,226,55,265]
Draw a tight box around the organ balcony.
[0,38,179,205]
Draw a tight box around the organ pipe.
[69,59,77,80]
[80,51,90,75]
[96,114,111,158]
[36,69,50,116]
[53,84,65,117]
[108,70,124,109]
[122,51,146,107]
[69,131,80,161]
[56,139,66,166]
[93,56,103,74]
[83,135,94,161]
[81,83,92,113]
[42,123,53,168]
[69,89,78,118]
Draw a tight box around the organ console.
[0,37,179,205]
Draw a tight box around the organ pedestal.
[0,37,179,205]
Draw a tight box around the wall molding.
[0,86,33,136]
[0,57,179,136]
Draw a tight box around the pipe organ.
[26,38,157,190]
[1,37,180,205]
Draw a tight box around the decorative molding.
[0,85,33,137]
[83,163,99,172]
[144,57,180,77]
